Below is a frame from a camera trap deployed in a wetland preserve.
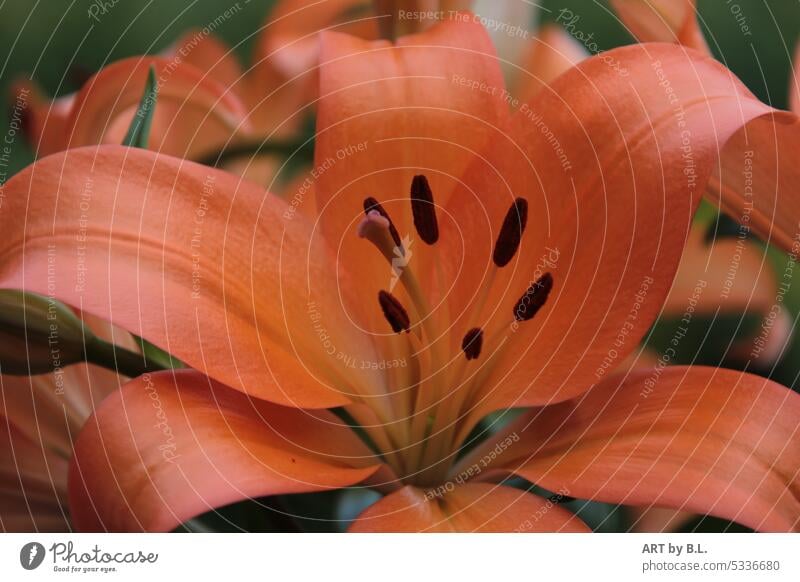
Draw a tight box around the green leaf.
[122,65,157,149]
[134,336,184,370]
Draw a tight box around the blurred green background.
[1,0,799,174]
[1,0,798,532]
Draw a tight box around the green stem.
[84,337,168,378]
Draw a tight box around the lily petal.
[628,506,694,532]
[0,313,134,531]
[168,30,243,88]
[349,483,589,532]
[611,2,800,252]
[66,57,250,157]
[314,16,508,326]
[0,422,69,531]
[708,114,800,253]
[610,0,709,53]
[316,15,506,215]
[9,80,74,157]
[69,370,381,531]
[467,366,800,532]
[666,220,776,317]
[661,220,789,365]
[162,26,308,179]
[1,313,134,459]
[0,145,380,408]
[459,43,794,422]
[512,24,587,103]
[257,0,376,81]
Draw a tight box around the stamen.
[513,273,553,322]
[364,196,402,249]
[493,198,528,267]
[461,327,483,360]
[410,175,439,245]
[378,290,411,333]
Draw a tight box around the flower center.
[355,175,552,486]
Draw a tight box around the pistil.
[358,210,402,262]
[364,196,403,250]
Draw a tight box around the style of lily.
[1,309,134,531]
[2,15,799,532]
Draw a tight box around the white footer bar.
[1,533,797,581]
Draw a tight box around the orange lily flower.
[611,0,800,253]
[1,16,799,532]
[0,315,134,531]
